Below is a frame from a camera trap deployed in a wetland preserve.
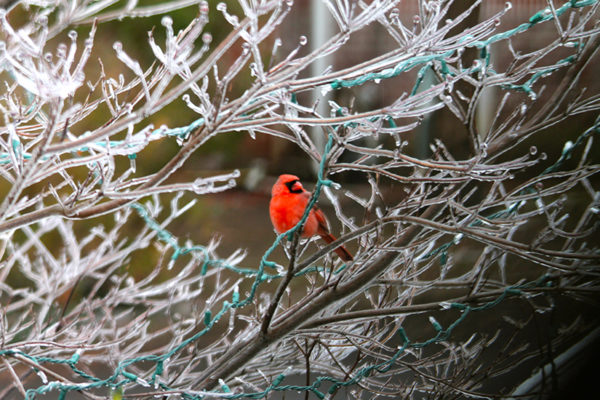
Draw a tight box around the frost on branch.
[1,0,599,399]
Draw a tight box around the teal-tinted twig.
[472,0,597,49]
[129,202,278,278]
[330,50,455,90]
[0,117,205,165]
[411,63,432,96]
[501,54,577,96]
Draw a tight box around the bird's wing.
[313,206,330,234]
[300,191,330,233]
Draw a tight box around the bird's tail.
[320,232,353,262]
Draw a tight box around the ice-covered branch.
[1,0,599,399]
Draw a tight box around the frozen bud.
[453,233,463,244]
[529,146,537,155]
[199,0,209,15]
[57,43,68,57]
[161,16,173,27]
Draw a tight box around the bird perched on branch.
[269,174,353,262]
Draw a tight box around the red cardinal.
[269,174,353,261]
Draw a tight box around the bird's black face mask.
[285,179,303,194]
